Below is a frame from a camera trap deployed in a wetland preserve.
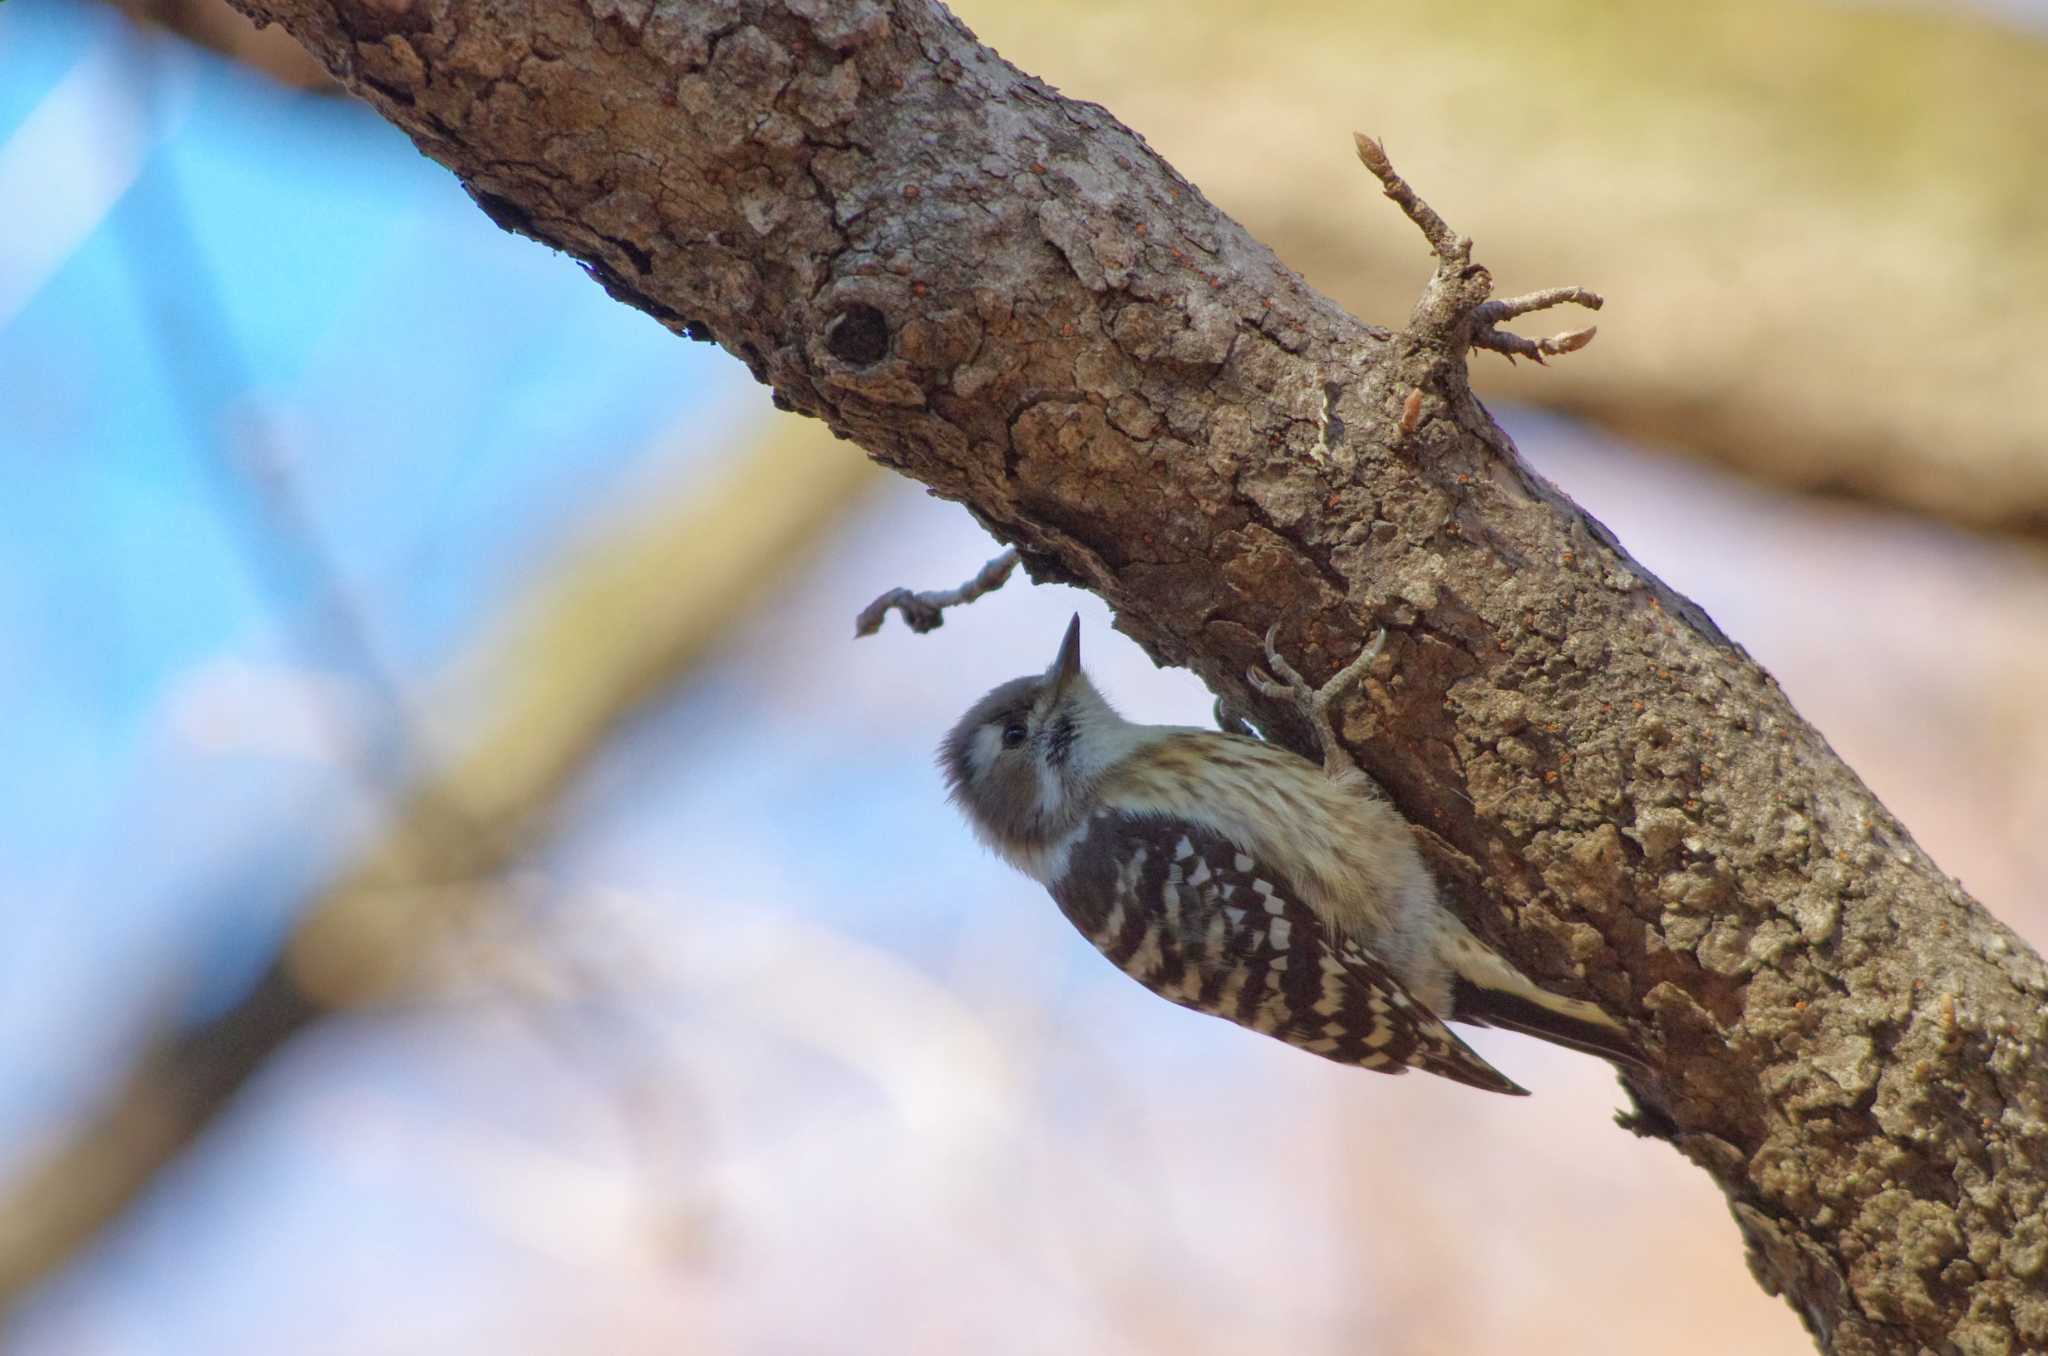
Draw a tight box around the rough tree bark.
[118,0,2048,540]
[215,2,2048,1351]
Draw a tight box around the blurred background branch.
[0,422,879,1315]
[107,0,335,89]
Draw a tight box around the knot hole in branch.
[824,303,891,366]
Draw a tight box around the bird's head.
[940,615,1139,876]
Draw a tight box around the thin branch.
[1352,132,1464,261]
[107,22,468,860]
[1355,131,1601,365]
[1477,286,1606,322]
[854,548,1021,636]
[1473,322,1600,365]
[1473,287,1604,364]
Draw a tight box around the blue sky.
[0,0,748,1144]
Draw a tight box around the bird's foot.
[1247,624,1386,777]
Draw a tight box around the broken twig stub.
[855,549,1022,636]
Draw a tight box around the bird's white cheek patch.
[1035,762,1068,819]
[967,725,1001,779]
[1025,820,1087,885]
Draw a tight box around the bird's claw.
[1213,696,1260,739]
[1247,624,1388,776]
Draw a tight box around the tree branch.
[853,547,1019,635]
[1352,132,1603,367]
[116,0,2048,539]
[136,2,2048,1350]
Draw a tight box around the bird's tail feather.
[1450,976,1652,1073]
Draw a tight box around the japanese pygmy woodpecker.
[941,616,1646,1094]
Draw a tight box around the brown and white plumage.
[941,615,1647,1094]
[1053,808,1523,1094]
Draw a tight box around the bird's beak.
[1047,613,1082,701]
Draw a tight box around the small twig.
[854,548,1021,636]
[1353,132,1463,261]
[1354,131,1601,366]
[1472,322,1600,365]
[1472,286,1603,364]
[1476,286,1605,324]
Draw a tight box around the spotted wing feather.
[1051,811,1527,1096]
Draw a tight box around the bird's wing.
[1053,811,1527,1096]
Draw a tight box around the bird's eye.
[1001,721,1029,749]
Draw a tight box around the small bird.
[940,615,1647,1094]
